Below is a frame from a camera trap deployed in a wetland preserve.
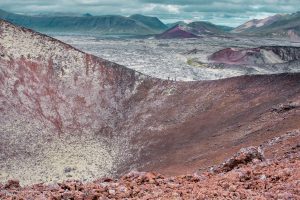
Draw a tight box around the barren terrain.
[0,19,299,196]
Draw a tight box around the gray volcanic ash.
[1,19,300,187]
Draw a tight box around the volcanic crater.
[0,19,300,187]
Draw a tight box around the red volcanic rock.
[0,19,300,187]
[156,25,198,39]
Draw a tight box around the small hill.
[82,13,93,17]
[156,25,198,39]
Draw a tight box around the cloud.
[0,0,299,27]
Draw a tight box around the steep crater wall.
[1,20,300,185]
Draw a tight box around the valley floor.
[55,35,300,81]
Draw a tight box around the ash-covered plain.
[54,35,300,81]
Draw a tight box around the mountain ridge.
[232,12,300,37]
[0,9,167,35]
[129,14,168,32]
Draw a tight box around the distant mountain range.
[232,12,300,39]
[0,9,299,39]
[165,12,300,40]
[0,9,167,35]
[157,22,233,39]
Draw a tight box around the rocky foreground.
[1,131,299,200]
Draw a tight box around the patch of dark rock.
[292,144,300,150]
[288,144,300,155]
[64,167,76,173]
[184,48,203,55]
[4,179,20,189]
[272,103,299,113]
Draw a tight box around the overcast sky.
[1,0,299,27]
